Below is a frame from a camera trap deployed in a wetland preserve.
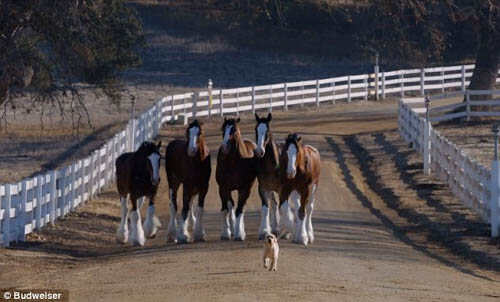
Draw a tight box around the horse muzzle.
[255,148,265,158]
[151,178,160,186]
[286,171,296,179]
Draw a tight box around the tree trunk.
[467,20,500,105]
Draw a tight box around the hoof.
[177,236,189,244]
[167,238,177,244]
[234,236,245,241]
[194,236,206,242]
[293,238,308,246]
[221,234,231,241]
[132,240,145,247]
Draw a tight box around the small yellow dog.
[263,234,279,271]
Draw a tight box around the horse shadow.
[325,134,499,280]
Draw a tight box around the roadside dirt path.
[1,101,499,301]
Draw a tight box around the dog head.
[265,234,278,246]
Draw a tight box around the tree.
[0,0,144,127]
[365,0,500,93]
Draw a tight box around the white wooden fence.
[1,63,499,247]
[398,90,500,237]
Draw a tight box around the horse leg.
[130,197,146,246]
[219,188,232,240]
[306,184,317,244]
[188,197,197,234]
[234,189,250,241]
[270,192,280,235]
[293,190,309,246]
[228,196,236,235]
[258,186,271,240]
[194,186,208,242]
[166,183,180,243]
[143,195,162,239]
[116,194,129,244]
[278,188,294,240]
[177,185,193,244]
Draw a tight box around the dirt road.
[1,101,499,301]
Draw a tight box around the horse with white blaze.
[279,133,320,245]
[165,119,211,244]
[216,117,257,241]
[115,141,162,246]
[255,113,281,239]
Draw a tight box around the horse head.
[138,141,162,186]
[220,117,240,155]
[254,112,272,158]
[282,133,304,179]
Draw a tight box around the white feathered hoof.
[130,211,145,246]
[116,223,129,244]
[176,218,190,244]
[293,218,308,246]
[234,213,246,241]
[220,209,232,240]
[143,205,162,239]
[193,206,205,242]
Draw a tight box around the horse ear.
[297,136,302,142]
[157,141,162,149]
[236,117,241,123]
[255,113,259,121]
[267,112,272,121]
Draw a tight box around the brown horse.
[279,133,320,245]
[216,117,257,241]
[165,119,211,243]
[255,113,281,239]
[115,141,162,246]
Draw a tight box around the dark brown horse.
[255,113,281,239]
[115,141,162,246]
[216,117,257,241]
[279,133,320,245]
[165,119,211,243]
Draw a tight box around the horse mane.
[295,140,306,173]
[266,129,280,168]
[234,125,254,158]
[198,135,210,161]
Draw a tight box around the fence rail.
[2,63,500,246]
[398,90,500,237]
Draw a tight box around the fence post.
[50,170,57,226]
[381,72,386,99]
[236,89,240,116]
[191,92,198,119]
[420,68,425,96]
[208,79,213,119]
[19,180,27,242]
[171,95,175,123]
[219,91,224,117]
[284,83,288,111]
[35,175,43,230]
[4,184,11,247]
[374,60,380,101]
[461,65,466,91]
[70,163,76,211]
[316,80,320,107]
[400,72,404,97]
[252,86,256,113]
[491,124,500,238]
[269,86,273,113]
[348,76,351,103]
[424,97,432,175]
[363,76,368,101]
[331,80,336,104]
[441,69,445,93]
[466,90,471,122]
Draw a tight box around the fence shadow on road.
[325,135,499,281]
